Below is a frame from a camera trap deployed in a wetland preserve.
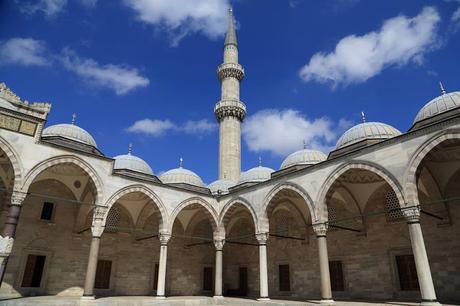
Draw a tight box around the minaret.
[215,7,246,182]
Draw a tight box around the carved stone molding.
[313,223,328,237]
[214,239,225,251]
[0,236,14,256]
[256,232,269,245]
[91,219,105,238]
[402,206,421,223]
[94,205,108,220]
[10,191,27,207]
[159,233,171,245]
[215,99,246,122]
[217,63,245,81]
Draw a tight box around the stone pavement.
[0,296,459,306]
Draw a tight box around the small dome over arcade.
[336,120,401,150]
[42,114,97,148]
[113,144,153,176]
[281,145,327,169]
[160,158,205,187]
[208,179,236,195]
[414,82,460,125]
[239,158,274,184]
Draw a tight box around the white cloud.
[81,0,98,8]
[123,0,229,46]
[20,0,67,17]
[299,7,441,87]
[242,109,348,156]
[452,7,460,31]
[127,118,217,136]
[0,38,49,66]
[126,119,175,136]
[60,48,150,95]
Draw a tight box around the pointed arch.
[104,184,168,229]
[168,197,218,234]
[316,161,405,221]
[405,130,460,206]
[0,136,23,189]
[21,155,104,204]
[219,196,259,233]
[262,181,316,225]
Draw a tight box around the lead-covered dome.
[336,122,401,149]
[414,91,460,124]
[281,149,327,169]
[113,153,153,176]
[208,179,236,195]
[160,166,205,187]
[42,123,97,148]
[239,166,274,184]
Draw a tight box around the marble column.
[403,207,440,306]
[82,220,104,298]
[214,239,225,298]
[156,233,170,298]
[313,223,334,304]
[256,233,269,301]
[0,191,26,285]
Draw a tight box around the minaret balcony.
[214,99,246,122]
[217,63,245,81]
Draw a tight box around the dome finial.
[439,81,447,95]
[303,140,307,149]
[71,113,77,125]
[258,156,262,167]
[179,157,183,168]
[128,143,133,155]
[361,111,366,123]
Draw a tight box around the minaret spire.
[215,6,246,182]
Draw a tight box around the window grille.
[105,207,121,232]
[327,205,337,230]
[385,190,404,222]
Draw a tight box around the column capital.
[402,206,421,224]
[159,233,171,245]
[10,191,27,207]
[93,205,108,220]
[256,232,269,245]
[313,223,328,237]
[91,219,105,238]
[214,239,225,251]
[0,236,14,256]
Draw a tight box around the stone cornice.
[214,99,246,122]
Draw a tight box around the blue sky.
[1,0,459,184]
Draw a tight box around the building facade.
[0,9,459,306]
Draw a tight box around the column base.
[213,295,224,299]
[420,301,441,306]
[319,299,334,305]
[257,297,270,301]
[156,296,166,300]
[80,295,95,300]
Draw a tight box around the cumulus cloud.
[20,0,67,17]
[127,118,217,136]
[60,48,150,95]
[299,7,441,87]
[0,38,49,66]
[242,109,350,156]
[123,0,229,46]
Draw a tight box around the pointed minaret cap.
[224,6,238,47]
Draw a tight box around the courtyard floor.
[0,296,458,306]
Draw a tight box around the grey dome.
[208,179,236,195]
[281,149,327,169]
[42,124,97,148]
[160,167,205,187]
[336,122,401,149]
[239,166,274,184]
[113,153,153,175]
[414,92,460,124]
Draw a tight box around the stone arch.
[0,136,23,189]
[219,196,259,233]
[21,155,104,204]
[168,197,218,234]
[103,184,168,229]
[316,161,405,221]
[404,130,460,206]
[262,182,316,226]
